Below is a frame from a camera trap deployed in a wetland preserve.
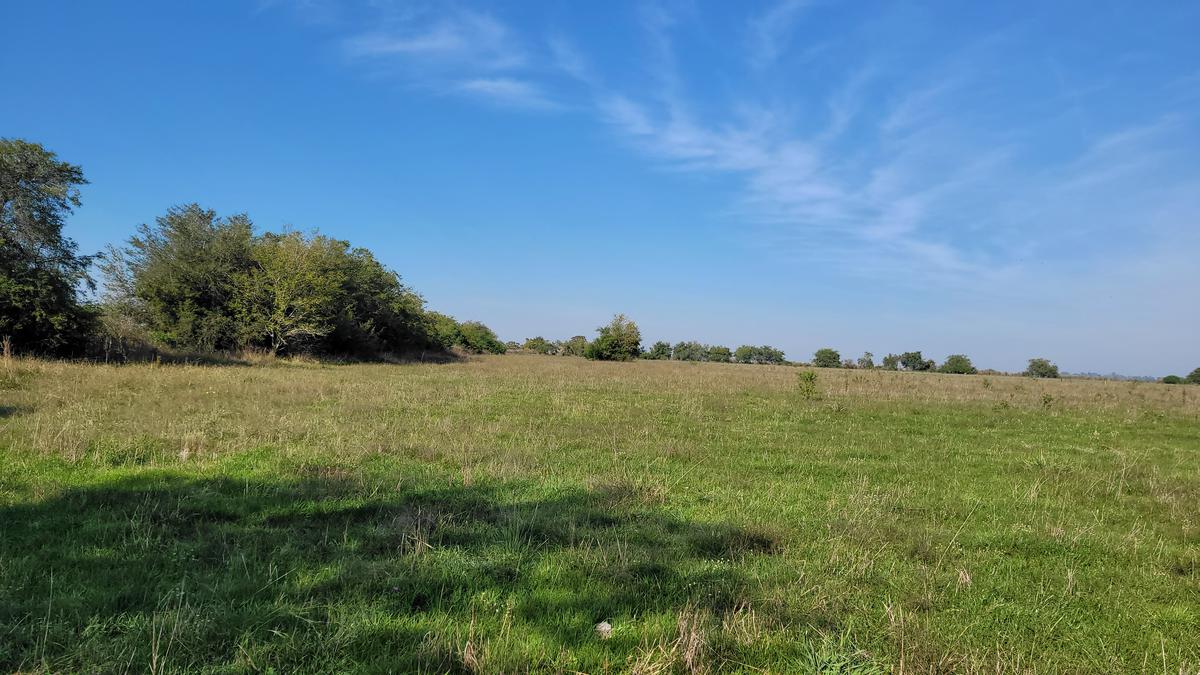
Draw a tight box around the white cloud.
[455,78,559,110]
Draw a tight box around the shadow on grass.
[0,472,811,672]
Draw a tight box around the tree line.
[1,139,504,359]
[4,138,1198,381]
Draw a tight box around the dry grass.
[0,354,1197,672]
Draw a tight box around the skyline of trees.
[2,139,1194,379]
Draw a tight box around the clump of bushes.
[1024,358,1060,378]
[584,314,642,361]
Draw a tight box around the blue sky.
[3,1,1198,375]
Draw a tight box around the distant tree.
[672,341,706,361]
[1162,375,1183,384]
[900,351,935,371]
[841,359,857,369]
[560,335,588,357]
[706,345,732,363]
[643,340,671,360]
[881,353,900,370]
[1024,358,1060,379]
[939,354,978,375]
[504,340,520,351]
[1185,367,1200,385]
[584,314,641,361]
[857,352,875,369]
[523,336,555,354]
[734,345,786,365]
[458,321,506,354]
[812,348,842,368]
[1,139,95,354]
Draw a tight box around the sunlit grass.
[1,355,1197,672]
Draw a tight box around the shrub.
[1187,368,1200,385]
[643,340,671,360]
[939,354,978,375]
[584,314,641,361]
[734,345,786,365]
[899,351,935,371]
[522,336,555,354]
[797,371,819,399]
[458,321,506,354]
[857,352,875,369]
[706,345,732,363]
[1162,375,1183,384]
[1024,358,1060,379]
[560,335,588,357]
[812,348,841,368]
[672,341,706,361]
[881,354,900,371]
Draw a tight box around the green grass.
[1,356,1197,672]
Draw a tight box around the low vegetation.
[1,355,1198,672]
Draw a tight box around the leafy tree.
[643,340,671,360]
[112,204,254,351]
[734,345,786,365]
[900,351,935,371]
[523,336,555,354]
[424,311,461,350]
[560,335,588,357]
[232,231,346,354]
[1024,358,1060,378]
[1162,375,1183,384]
[672,341,706,361]
[706,345,732,363]
[584,314,641,361]
[857,352,875,369]
[326,246,431,355]
[1187,368,1200,385]
[939,354,977,375]
[812,348,841,368]
[458,321,506,354]
[0,139,95,354]
[881,353,900,370]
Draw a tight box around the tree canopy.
[939,354,977,375]
[585,314,641,361]
[1024,358,1060,378]
[1,139,94,354]
[812,348,841,368]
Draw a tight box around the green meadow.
[1,355,1197,673]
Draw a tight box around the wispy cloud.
[344,9,526,70]
[746,0,814,68]
[455,77,559,110]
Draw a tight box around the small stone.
[594,621,612,639]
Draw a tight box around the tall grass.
[0,355,1196,672]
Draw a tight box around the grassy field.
[1,355,1197,673]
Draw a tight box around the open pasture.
[1,356,1197,672]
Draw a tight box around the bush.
[1162,375,1183,384]
[939,354,977,375]
[522,336,555,354]
[672,341,706,361]
[734,345,786,365]
[643,341,671,360]
[1187,368,1200,385]
[1024,358,1059,378]
[899,351,935,371]
[857,352,875,369]
[812,348,841,368]
[458,321,506,354]
[706,345,732,363]
[560,335,588,357]
[584,314,641,361]
[881,354,900,370]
